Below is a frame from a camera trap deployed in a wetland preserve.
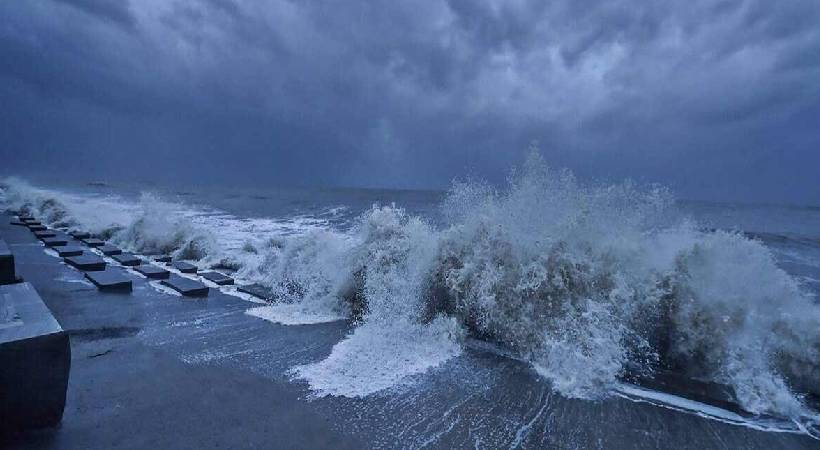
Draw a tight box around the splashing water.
[2,154,819,424]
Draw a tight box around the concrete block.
[64,255,106,272]
[80,237,105,247]
[161,276,209,297]
[0,240,15,285]
[153,255,172,263]
[28,224,47,232]
[55,247,84,258]
[237,283,275,301]
[112,253,141,267]
[34,230,57,239]
[98,245,122,256]
[20,217,38,224]
[172,261,197,274]
[200,271,234,286]
[84,270,132,292]
[10,220,26,226]
[133,264,170,279]
[0,282,71,433]
[42,237,69,247]
[69,231,91,240]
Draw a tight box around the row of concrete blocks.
[1,221,70,435]
[13,214,275,302]
[15,216,235,297]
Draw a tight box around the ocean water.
[2,156,819,434]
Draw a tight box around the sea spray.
[0,180,224,262]
[2,161,819,422]
[112,193,220,261]
[288,206,465,396]
[669,231,820,416]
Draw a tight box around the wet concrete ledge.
[200,271,234,286]
[63,255,106,272]
[133,264,170,279]
[0,282,71,435]
[0,239,15,284]
[171,261,197,274]
[98,244,122,256]
[111,253,141,267]
[161,275,209,297]
[33,230,56,239]
[84,269,132,292]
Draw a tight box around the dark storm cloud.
[1,0,818,203]
[51,0,137,30]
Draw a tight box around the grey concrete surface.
[0,282,71,434]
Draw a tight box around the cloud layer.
[2,0,818,202]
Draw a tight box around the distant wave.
[742,231,820,248]
[2,155,819,428]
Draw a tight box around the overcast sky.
[1,0,818,203]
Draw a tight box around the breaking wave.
[2,154,819,424]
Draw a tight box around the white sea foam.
[614,384,806,434]
[292,317,463,397]
[246,304,346,325]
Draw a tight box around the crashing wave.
[0,178,223,263]
[2,156,819,422]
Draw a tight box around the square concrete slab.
[28,224,46,232]
[98,244,122,256]
[34,230,57,239]
[161,275,209,297]
[153,255,172,263]
[0,282,70,432]
[112,253,141,267]
[20,217,38,224]
[10,220,27,226]
[81,237,105,247]
[69,231,91,240]
[84,269,132,292]
[200,271,234,286]
[64,255,106,272]
[133,264,170,279]
[42,237,68,247]
[172,261,198,274]
[0,239,15,285]
[236,283,275,301]
[55,247,84,257]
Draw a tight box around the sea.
[2,159,819,443]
